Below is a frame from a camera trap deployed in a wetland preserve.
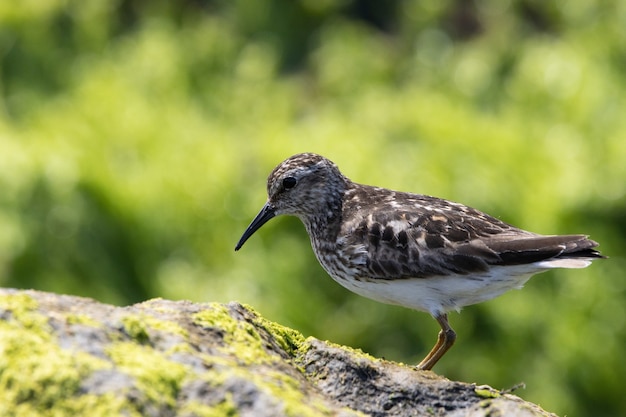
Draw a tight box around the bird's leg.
[416,313,457,371]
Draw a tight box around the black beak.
[235,203,276,251]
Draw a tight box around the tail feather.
[486,234,605,267]
[535,258,593,269]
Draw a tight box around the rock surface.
[0,289,558,417]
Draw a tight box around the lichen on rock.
[0,289,558,417]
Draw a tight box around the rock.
[0,289,557,417]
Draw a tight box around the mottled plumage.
[235,153,604,370]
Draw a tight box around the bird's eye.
[282,176,297,190]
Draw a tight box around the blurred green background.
[1,1,625,416]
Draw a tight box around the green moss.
[257,370,333,417]
[0,295,360,416]
[122,315,151,343]
[4,393,143,417]
[145,315,189,338]
[56,393,142,417]
[106,341,190,408]
[252,313,306,358]
[121,313,189,344]
[65,313,102,327]
[475,385,501,399]
[180,393,238,417]
[0,293,48,331]
[192,304,271,365]
[168,341,196,355]
[192,363,337,417]
[0,293,113,416]
[190,304,344,416]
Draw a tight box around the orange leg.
[416,313,457,371]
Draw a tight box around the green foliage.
[1,1,625,416]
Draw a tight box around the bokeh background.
[1,1,625,416]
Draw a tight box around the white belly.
[327,265,545,317]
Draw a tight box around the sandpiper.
[235,153,604,370]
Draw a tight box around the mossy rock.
[0,289,557,417]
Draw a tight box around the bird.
[234,153,604,370]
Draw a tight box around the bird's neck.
[301,186,345,248]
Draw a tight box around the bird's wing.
[340,189,602,279]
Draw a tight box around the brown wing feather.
[341,185,604,279]
[484,234,604,265]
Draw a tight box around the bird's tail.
[488,234,605,269]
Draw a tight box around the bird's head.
[235,153,347,251]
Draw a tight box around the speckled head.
[266,153,346,214]
[235,153,348,251]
